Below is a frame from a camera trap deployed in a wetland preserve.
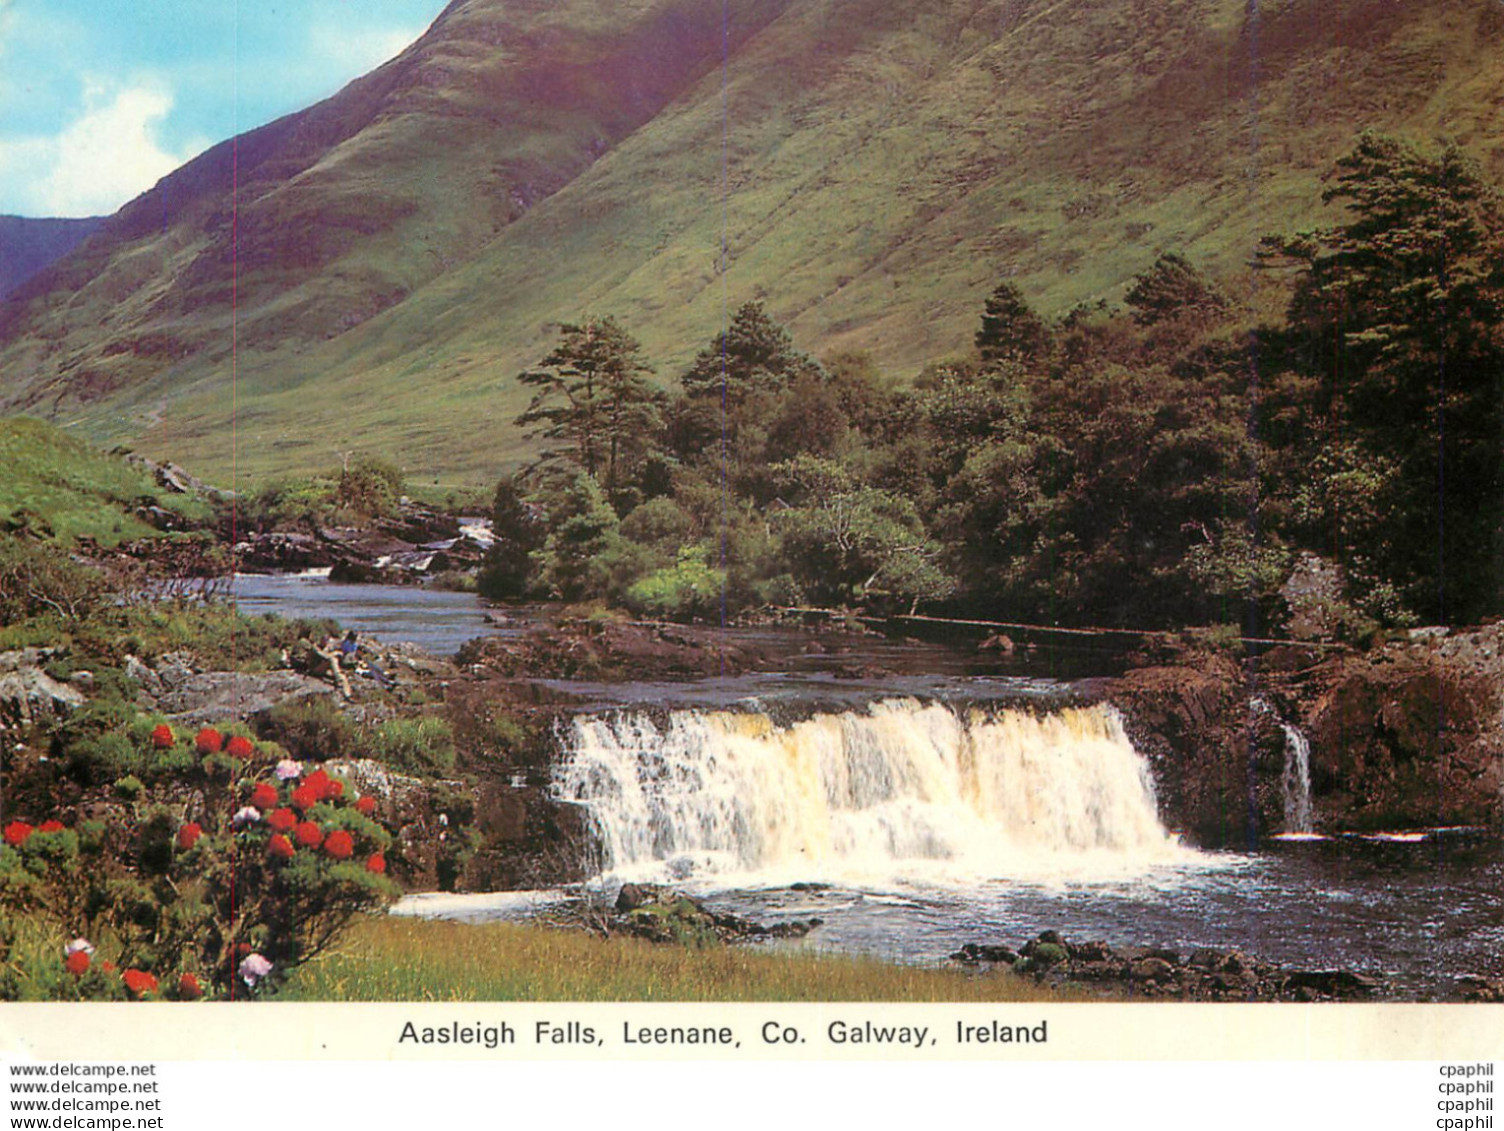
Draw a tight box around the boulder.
[157,671,333,724]
[0,657,86,728]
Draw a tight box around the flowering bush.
[194,728,223,754]
[1,726,397,1002]
[150,725,175,750]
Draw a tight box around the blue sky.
[0,0,449,217]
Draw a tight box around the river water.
[232,576,1503,1000]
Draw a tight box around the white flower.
[274,759,303,781]
[239,953,273,987]
[64,937,95,957]
[232,806,262,827]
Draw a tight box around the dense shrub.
[368,716,456,776]
[0,728,396,1001]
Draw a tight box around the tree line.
[481,133,1504,638]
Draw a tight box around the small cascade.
[1253,698,1315,836]
[552,699,1191,886]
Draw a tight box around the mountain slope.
[2,0,1502,486]
[0,216,106,300]
[0,0,792,414]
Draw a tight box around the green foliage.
[772,455,954,610]
[679,301,822,403]
[1272,132,1504,623]
[336,455,405,521]
[476,473,545,600]
[625,546,727,619]
[0,535,108,622]
[975,282,1050,365]
[531,469,627,603]
[368,716,457,777]
[243,455,405,530]
[256,696,359,763]
[1125,252,1228,326]
[517,317,663,502]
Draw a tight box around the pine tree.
[515,317,662,499]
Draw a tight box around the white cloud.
[310,22,426,83]
[0,79,207,217]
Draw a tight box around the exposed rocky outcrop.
[953,930,1383,1002]
[1109,627,1504,845]
[456,619,772,681]
[0,649,87,729]
[233,503,489,583]
[549,884,822,947]
[1301,627,1504,831]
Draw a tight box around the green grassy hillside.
[1,0,1501,489]
[0,417,209,545]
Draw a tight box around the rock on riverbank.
[952,930,1382,1002]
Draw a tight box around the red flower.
[250,783,279,810]
[268,833,295,860]
[354,796,377,817]
[365,852,386,874]
[225,735,255,759]
[291,783,320,811]
[326,780,345,801]
[150,724,175,749]
[122,968,159,997]
[304,769,332,800]
[267,807,298,833]
[3,821,34,847]
[65,950,91,976]
[101,960,117,974]
[194,727,223,754]
[324,830,354,860]
[178,972,203,999]
[294,821,324,849]
[176,822,203,851]
[38,819,65,833]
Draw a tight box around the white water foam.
[553,699,1202,887]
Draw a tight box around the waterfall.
[1278,720,1315,835]
[553,699,1191,886]
[1253,698,1315,836]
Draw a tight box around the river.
[233,575,1504,1000]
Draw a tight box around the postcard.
[1,0,1500,1122]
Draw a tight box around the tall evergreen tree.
[975,281,1050,365]
[515,317,662,502]
[1275,133,1504,622]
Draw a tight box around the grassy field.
[283,915,1091,1003]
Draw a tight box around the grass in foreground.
[283,916,1094,1003]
